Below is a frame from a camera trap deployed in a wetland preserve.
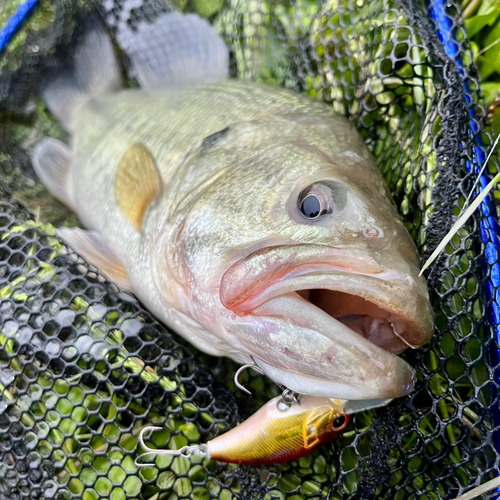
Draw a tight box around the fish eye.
[298,182,342,220]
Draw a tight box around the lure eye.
[332,415,347,430]
[297,181,345,220]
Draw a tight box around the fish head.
[155,112,433,400]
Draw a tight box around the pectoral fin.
[57,227,133,292]
[115,143,162,233]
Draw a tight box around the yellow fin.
[115,144,162,233]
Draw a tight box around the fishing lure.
[136,393,349,466]
[135,369,391,467]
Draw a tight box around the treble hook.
[135,426,208,467]
[234,362,264,395]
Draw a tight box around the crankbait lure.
[136,393,349,466]
[135,377,391,467]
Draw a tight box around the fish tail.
[41,21,122,132]
[122,12,229,89]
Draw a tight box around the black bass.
[32,12,432,438]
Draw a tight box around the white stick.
[419,132,500,275]
[453,476,500,500]
[463,133,500,209]
[419,170,500,276]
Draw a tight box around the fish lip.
[253,356,415,399]
[250,293,417,399]
[220,244,433,350]
[220,244,388,311]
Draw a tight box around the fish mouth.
[220,244,433,399]
[295,289,411,354]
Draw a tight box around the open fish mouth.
[296,289,413,354]
[220,245,433,399]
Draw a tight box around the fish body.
[33,13,433,408]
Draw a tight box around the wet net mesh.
[0,0,498,498]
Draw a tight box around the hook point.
[234,362,264,394]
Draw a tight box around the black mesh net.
[0,0,498,499]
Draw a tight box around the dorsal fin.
[120,12,229,88]
[115,143,162,233]
[41,23,122,132]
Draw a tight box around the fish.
[31,11,433,460]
